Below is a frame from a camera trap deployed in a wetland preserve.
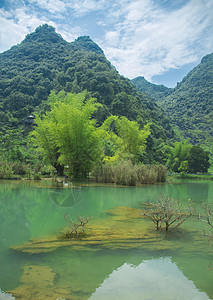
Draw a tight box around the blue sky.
[0,0,213,87]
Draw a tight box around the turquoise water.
[0,180,213,299]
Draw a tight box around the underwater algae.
[8,264,71,300]
[10,206,189,254]
[8,206,212,300]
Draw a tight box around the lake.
[0,180,213,299]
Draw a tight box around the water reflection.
[48,185,83,207]
[0,180,213,299]
[90,257,210,300]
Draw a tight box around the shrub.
[137,164,167,184]
[0,162,14,179]
[93,160,138,186]
[92,161,167,186]
[11,162,27,175]
[33,172,41,180]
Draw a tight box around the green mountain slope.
[132,76,173,103]
[162,53,213,152]
[132,54,213,155]
[0,24,175,163]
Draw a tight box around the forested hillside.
[132,76,173,104]
[132,54,213,155]
[0,24,175,163]
[163,53,213,148]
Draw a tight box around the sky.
[0,0,213,87]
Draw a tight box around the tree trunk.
[54,163,64,176]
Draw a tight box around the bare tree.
[142,195,195,231]
[64,214,90,238]
[199,203,213,239]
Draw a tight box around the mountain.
[131,76,173,104]
[132,54,213,155]
[0,24,174,163]
[162,53,213,154]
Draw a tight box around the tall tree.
[188,146,210,173]
[31,91,103,177]
[166,142,191,173]
[101,115,150,163]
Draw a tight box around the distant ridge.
[132,76,173,103]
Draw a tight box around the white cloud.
[0,0,212,84]
[27,0,108,16]
[100,0,213,80]
[0,13,25,52]
[56,25,82,42]
[27,0,66,13]
[0,6,55,52]
[67,0,107,16]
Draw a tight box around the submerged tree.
[200,203,213,240]
[142,196,195,231]
[64,214,90,238]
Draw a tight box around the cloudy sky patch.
[0,0,212,87]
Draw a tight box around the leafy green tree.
[31,91,152,177]
[101,115,150,163]
[31,91,104,177]
[166,142,191,173]
[0,128,27,162]
[30,112,62,174]
[188,146,210,173]
[178,160,188,173]
[166,142,210,174]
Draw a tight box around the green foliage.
[0,128,26,162]
[166,142,210,174]
[188,146,210,173]
[31,91,152,178]
[0,24,175,165]
[101,115,151,163]
[166,142,191,173]
[31,91,104,177]
[11,161,27,175]
[0,162,14,179]
[167,141,211,173]
[132,76,173,103]
[133,54,213,160]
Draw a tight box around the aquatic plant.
[8,265,70,300]
[64,214,90,238]
[142,195,195,231]
[137,164,167,184]
[92,161,167,186]
[11,206,179,254]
